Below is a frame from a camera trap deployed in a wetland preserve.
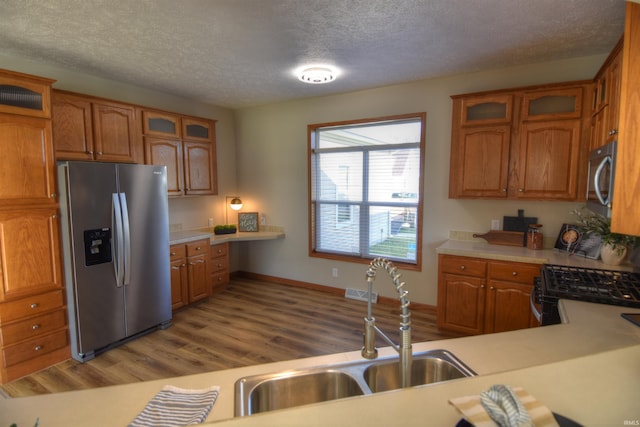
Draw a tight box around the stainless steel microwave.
[586,140,616,218]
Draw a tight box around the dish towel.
[449,385,559,427]
[129,385,220,427]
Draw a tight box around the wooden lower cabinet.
[437,254,539,335]
[169,239,211,312]
[210,243,230,293]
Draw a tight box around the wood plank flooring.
[1,276,464,398]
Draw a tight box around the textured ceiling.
[0,0,626,109]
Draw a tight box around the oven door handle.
[530,289,542,323]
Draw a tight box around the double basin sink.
[235,349,475,416]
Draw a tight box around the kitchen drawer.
[169,244,186,261]
[488,261,540,285]
[0,290,64,323]
[186,239,209,257]
[210,256,228,274]
[2,329,68,367]
[440,255,486,278]
[211,271,229,288]
[0,309,67,346]
[211,243,228,258]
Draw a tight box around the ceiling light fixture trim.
[297,65,339,84]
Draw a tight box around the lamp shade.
[229,197,243,211]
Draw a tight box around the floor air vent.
[345,288,378,303]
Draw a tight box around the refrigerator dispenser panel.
[84,228,112,266]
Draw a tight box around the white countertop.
[436,238,636,271]
[2,299,639,426]
[170,227,285,246]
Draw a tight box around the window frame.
[308,112,426,271]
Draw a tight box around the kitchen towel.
[449,385,559,427]
[129,385,220,427]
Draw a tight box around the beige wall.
[0,51,610,305]
[233,54,608,305]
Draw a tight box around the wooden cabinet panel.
[450,82,589,201]
[51,91,94,160]
[449,125,510,198]
[516,119,581,199]
[0,309,67,346]
[145,137,184,196]
[437,273,486,335]
[612,2,640,236]
[92,101,137,163]
[0,290,65,322]
[484,282,536,333]
[170,258,188,311]
[184,141,217,195]
[210,243,229,293]
[2,328,68,367]
[438,255,539,335]
[0,70,53,118]
[0,114,56,206]
[52,91,138,163]
[0,209,63,302]
[187,253,209,303]
[141,109,217,196]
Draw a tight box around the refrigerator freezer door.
[62,162,126,357]
[116,164,171,337]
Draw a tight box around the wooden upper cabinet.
[450,82,589,201]
[592,38,623,151]
[516,119,581,199]
[459,94,513,126]
[182,117,214,142]
[141,108,218,196]
[51,91,93,160]
[612,2,640,236]
[0,114,56,206]
[142,110,181,138]
[449,124,511,198]
[0,69,54,119]
[144,137,184,196]
[52,90,138,163]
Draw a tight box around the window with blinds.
[309,113,425,267]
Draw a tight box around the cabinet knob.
[196,247,201,250]
[460,265,466,270]
[480,285,485,288]
[88,150,93,155]
[50,193,56,198]
[170,251,176,256]
[171,266,179,270]
[502,189,507,192]
[609,129,618,136]
[518,188,524,192]
[217,249,223,254]
[217,263,223,268]
[30,303,38,309]
[181,263,186,267]
[97,151,103,156]
[490,286,495,290]
[34,345,42,351]
[512,271,518,276]
[32,324,40,330]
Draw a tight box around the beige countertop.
[170,227,285,246]
[436,238,636,271]
[2,299,639,426]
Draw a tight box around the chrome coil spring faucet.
[362,257,412,388]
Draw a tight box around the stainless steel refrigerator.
[58,161,172,362]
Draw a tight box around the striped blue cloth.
[129,385,220,427]
[480,384,533,427]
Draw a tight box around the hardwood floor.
[1,276,464,398]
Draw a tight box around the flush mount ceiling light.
[297,65,338,84]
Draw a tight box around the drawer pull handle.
[512,271,518,276]
[170,252,176,256]
[34,345,42,351]
[460,265,465,270]
[490,286,495,290]
[196,246,201,250]
[30,303,38,309]
[217,249,223,254]
[171,266,180,270]
[32,324,40,330]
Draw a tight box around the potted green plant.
[572,207,637,265]
[214,224,237,235]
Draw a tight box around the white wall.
[233,54,608,305]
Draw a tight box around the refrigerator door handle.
[119,192,132,286]
[112,193,125,287]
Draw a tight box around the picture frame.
[553,223,602,259]
[238,212,259,232]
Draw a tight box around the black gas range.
[532,264,640,325]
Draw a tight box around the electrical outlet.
[208,218,214,227]
[332,268,338,278]
[491,219,500,230]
